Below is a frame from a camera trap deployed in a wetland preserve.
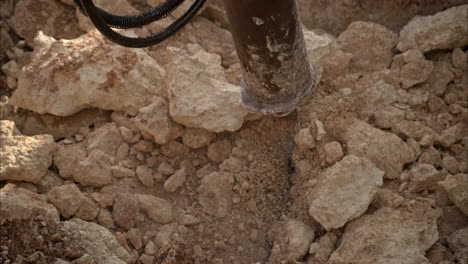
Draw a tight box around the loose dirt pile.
[1,1,467,264]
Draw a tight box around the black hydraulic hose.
[78,0,206,48]
[73,0,185,29]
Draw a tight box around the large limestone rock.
[308,155,384,230]
[334,118,414,179]
[400,5,468,52]
[0,183,60,222]
[439,174,468,216]
[11,30,166,117]
[166,47,248,133]
[0,120,55,183]
[329,201,440,264]
[9,0,83,45]
[337,21,399,72]
[62,219,134,264]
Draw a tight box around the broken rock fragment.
[439,174,468,216]
[167,47,248,132]
[308,155,384,230]
[0,120,55,183]
[269,219,315,262]
[47,184,86,219]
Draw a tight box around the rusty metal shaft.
[223,0,315,115]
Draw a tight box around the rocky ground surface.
[1,1,468,264]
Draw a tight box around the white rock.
[336,118,415,179]
[74,150,114,187]
[408,164,440,193]
[11,31,166,116]
[294,127,316,151]
[329,201,440,264]
[0,183,60,221]
[439,174,468,216]
[137,194,174,224]
[133,97,183,145]
[308,155,384,230]
[0,120,55,183]
[167,47,248,133]
[136,165,154,187]
[400,5,468,52]
[374,105,405,129]
[303,30,335,81]
[324,141,344,165]
[269,219,315,262]
[360,80,397,117]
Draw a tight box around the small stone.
[182,128,215,148]
[439,174,468,216]
[372,188,405,209]
[374,105,405,129]
[97,208,115,229]
[47,184,85,219]
[418,147,442,167]
[119,127,134,143]
[37,171,64,194]
[144,241,158,256]
[158,161,175,175]
[442,155,459,174]
[452,48,468,70]
[198,172,234,218]
[87,123,123,157]
[219,157,244,172]
[160,140,190,158]
[113,193,140,230]
[447,227,468,253]
[74,150,113,187]
[315,120,327,141]
[136,165,154,187]
[207,140,232,163]
[116,143,130,161]
[127,228,143,250]
[133,140,154,153]
[196,164,216,179]
[269,219,315,262]
[400,60,434,89]
[402,49,425,63]
[408,164,440,193]
[437,123,466,148]
[163,168,187,193]
[137,194,174,224]
[178,215,200,226]
[294,128,316,151]
[314,232,338,264]
[140,254,155,264]
[324,141,344,165]
[75,197,99,221]
[111,165,135,178]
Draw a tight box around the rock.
[166,47,247,132]
[422,61,454,96]
[314,232,338,264]
[198,172,234,218]
[0,183,59,221]
[54,143,87,179]
[337,21,399,72]
[111,166,136,179]
[47,184,85,219]
[133,97,183,145]
[158,162,175,176]
[98,208,116,229]
[163,168,187,193]
[437,123,466,148]
[0,120,55,183]
[133,140,154,153]
[400,5,468,52]
[178,215,200,226]
[9,0,83,45]
[136,165,154,187]
[62,218,134,264]
[374,105,405,129]
[303,30,335,81]
[408,164,440,192]
[87,123,123,157]
[160,141,190,158]
[441,155,459,174]
[359,80,397,117]
[11,30,166,116]
[400,59,434,89]
[392,120,437,141]
[137,194,174,224]
[144,241,158,256]
[329,201,440,264]
[439,174,468,216]
[447,227,468,254]
[207,140,232,163]
[75,197,100,221]
[294,128,316,151]
[127,228,143,250]
[219,157,244,173]
[113,193,140,230]
[308,155,384,230]
[335,118,414,179]
[269,219,315,262]
[323,141,344,165]
[37,171,64,194]
[418,147,442,167]
[74,150,114,187]
[452,48,468,70]
[371,188,405,209]
[182,128,215,149]
[438,206,468,244]
[140,254,155,264]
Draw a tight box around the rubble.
[308,155,384,230]
[269,219,315,262]
[439,174,468,216]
